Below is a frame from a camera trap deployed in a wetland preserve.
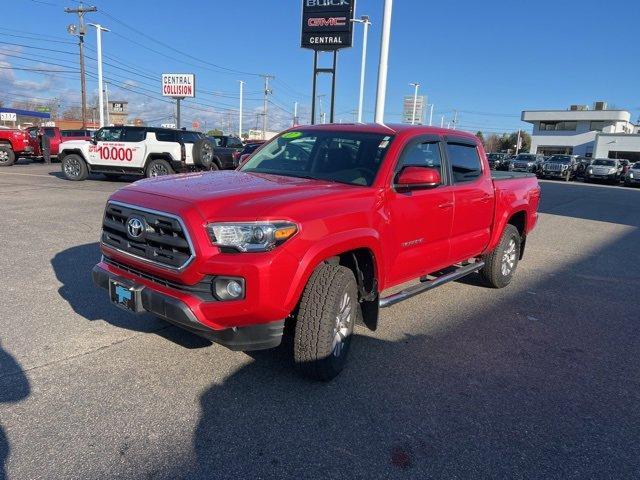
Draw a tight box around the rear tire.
[480,224,521,289]
[0,145,15,167]
[61,154,88,181]
[145,158,174,178]
[293,264,359,381]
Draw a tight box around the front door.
[385,137,454,286]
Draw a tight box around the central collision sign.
[301,0,355,51]
[161,73,195,98]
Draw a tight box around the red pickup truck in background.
[92,124,540,380]
[26,126,92,161]
[0,127,32,166]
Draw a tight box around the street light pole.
[88,23,109,128]
[428,104,434,126]
[238,80,244,139]
[374,0,393,124]
[352,15,371,123]
[409,82,420,125]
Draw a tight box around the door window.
[446,143,482,183]
[397,141,442,171]
[123,128,146,142]
[155,130,177,142]
[95,128,124,141]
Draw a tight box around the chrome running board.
[379,261,485,308]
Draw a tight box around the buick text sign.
[301,0,355,51]
[162,73,195,98]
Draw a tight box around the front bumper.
[586,172,618,180]
[92,264,284,351]
[542,170,568,178]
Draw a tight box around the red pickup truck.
[25,126,92,161]
[0,127,33,166]
[92,124,540,380]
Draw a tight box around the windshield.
[239,130,394,186]
[592,159,615,166]
[514,154,536,161]
[633,162,640,169]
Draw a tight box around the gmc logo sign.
[308,16,346,27]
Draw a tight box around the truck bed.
[491,170,536,180]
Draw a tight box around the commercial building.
[521,102,639,158]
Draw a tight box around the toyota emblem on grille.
[127,217,144,238]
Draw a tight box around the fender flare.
[485,204,529,254]
[282,228,383,312]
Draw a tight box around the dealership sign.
[161,73,195,98]
[301,0,355,50]
[0,112,17,122]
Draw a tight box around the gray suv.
[509,153,545,174]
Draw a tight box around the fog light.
[212,277,245,301]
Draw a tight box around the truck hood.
[120,170,373,221]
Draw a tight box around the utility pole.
[409,82,420,125]
[428,104,434,126]
[104,83,110,125]
[440,115,444,128]
[515,129,522,155]
[374,0,393,123]
[452,110,458,130]
[317,94,326,124]
[260,74,274,140]
[238,80,244,139]
[65,3,96,128]
[88,23,108,128]
[352,15,371,123]
[293,101,298,126]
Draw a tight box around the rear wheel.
[293,264,358,381]
[61,154,88,181]
[480,224,521,288]
[145,159,174,178]
[0,145,16,167]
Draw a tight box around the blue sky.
[1,0,639,135]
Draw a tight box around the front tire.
[480,224,521,288]
[293,264,359,381]
[145,158,174,178]
[0,145,15,167]
[61,154,88,181]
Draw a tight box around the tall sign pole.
[238,80,244,139]
[352,15,371,123]
[374,0,392,124]
[89,23,109,128]
[301,0,356,125]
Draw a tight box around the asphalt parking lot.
[1,160,639,479]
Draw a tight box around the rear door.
[385,135,455,285]
[445,137,495,263]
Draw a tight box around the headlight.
[630,172,634,179]
[608,168,616,174]
[587,167,593,174]
[206,221,298,252]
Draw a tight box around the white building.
[521,102,638,158]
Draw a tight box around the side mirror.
[395,166,441,191]
[90,137,98,145]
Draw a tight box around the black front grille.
[101,202,193,269]
[103,256,214,300]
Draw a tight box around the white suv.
[58,126,215,181]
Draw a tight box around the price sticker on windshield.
[282,131,303,139]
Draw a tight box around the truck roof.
[291,123,479,140]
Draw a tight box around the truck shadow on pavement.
[51,242,212,349]
[0,344,30,480]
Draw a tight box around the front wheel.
[0,145,16,167]
[293,264,359,381]
[61,154,88,181]
[480,224,521,288]
[145,159,174,178]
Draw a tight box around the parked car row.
[486,152,639,187]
